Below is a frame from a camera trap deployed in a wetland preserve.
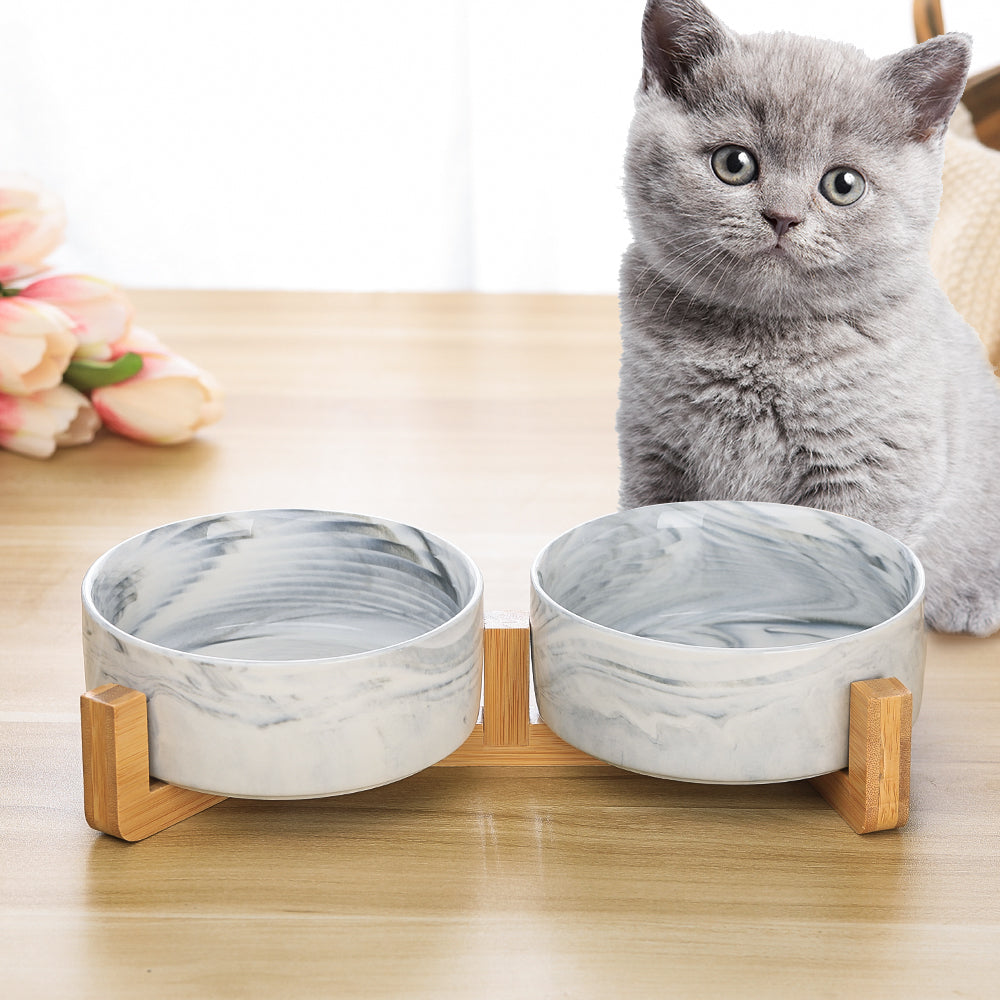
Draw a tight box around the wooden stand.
[81,684,225,842]
[80,614,912,840]
[808,677,912,834]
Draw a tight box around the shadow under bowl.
[82,509,484,798]
[530,501,925,783]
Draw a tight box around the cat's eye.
[820,167,866,206]
[711,145,758,186]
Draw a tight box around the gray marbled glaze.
[82,510,484,798]
[530,501,925,783]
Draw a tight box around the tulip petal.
[50,383,101,447]
[20,274,131,359]
[0,332,47,372]
[111,325,171,360]
[0,383,99,458]
[0,297,77,394]
[0,177,66,277]
[93,375,213,445]
[0,216,34,257]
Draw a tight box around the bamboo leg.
[435,615,605,765]
[809,678,912,834]
[81,684,225,842]
[483,611,530,747]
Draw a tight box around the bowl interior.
[86,510,481,661]
[533,502,923,649]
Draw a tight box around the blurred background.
[2,0,997,293]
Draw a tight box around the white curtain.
[2,0,996,292]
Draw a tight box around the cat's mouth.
[756,239,806,272]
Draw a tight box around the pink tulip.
[0,175,67,283]
[91,327,223,444]
[0,296,77,395]
[0,383,99,458]
[19,274,133,360]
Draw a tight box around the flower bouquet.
[0,175,222,458]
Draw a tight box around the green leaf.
[0,283,21,297]
[63,352,144,392]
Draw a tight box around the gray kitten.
[617,0,1000,635]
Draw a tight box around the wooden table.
[2,292,998,997]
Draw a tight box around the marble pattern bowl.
[82,509,484,799]
[530,501,925,783]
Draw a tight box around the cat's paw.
[924,590,1000,637]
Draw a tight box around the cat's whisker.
[626,228,732,316]
[653,246,730,319]
[683,251,742,324]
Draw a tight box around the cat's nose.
[762,212,802,238]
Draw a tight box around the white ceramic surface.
[82,509,484,798]
[530,501,925,783]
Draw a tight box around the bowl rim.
[82,507,485,668]
[530,500,926,655]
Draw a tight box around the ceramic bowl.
[530,501,925,783]
[82,509,484,798]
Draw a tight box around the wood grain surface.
[2,291,999,998]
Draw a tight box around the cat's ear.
[640,0,732,97]
[879,33,971,142]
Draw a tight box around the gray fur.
[617,0,1000,634]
